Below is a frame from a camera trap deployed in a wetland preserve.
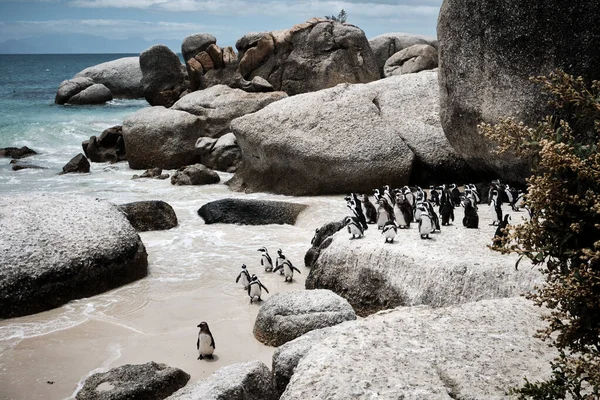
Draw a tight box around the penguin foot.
[198,355,204,360]
[206,354,214,360]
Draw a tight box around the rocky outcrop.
[369,32,438,77]
[306,205,543,316]
[66,83,113,105]
[75,361,189,400]
[438,0,600,183]
[132,168,170,180]
[55,77,94,105]
[166,361,277,400]
[11,160,46,171]
[170,164,220,186]
[82,125,126,163]
[229,70,474,195]
[279,298,554,399]
[74,57,144,98]
[195,133,241,172]
[236,18,379,95]
[253,289,356,347]
[0,146,37,159]
[304,220,345,267]
[0,194,148,318]
[118,201,178,232]
[198,199,308,225]
[383,44,438,77]
[140,45,188,107]
[171,85,287,139]
[61,153,90,174]
[181,33,217,63]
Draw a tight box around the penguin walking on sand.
[382,220,398,243]
[258,247,273,272]
[418,204,434,239]
[361,194,377,224]
[423,201,440,232]
[273,258,301,282]
[345,215,364,239]
[492,215,511,247]
[275,249,286,275]
[248,274,269,303]
[377,197,395,229]
[196,321,215,360]
[235,264,251,289]
[393,192,412,229]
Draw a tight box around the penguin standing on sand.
[377,197,395,229]
[489,189,503,225]
[382,185,394,206]
[273,258,301,282]
[451,184,462,206]
[429,185,440,206]
[373,189,382,203]
[275,249,286,275]
[492,215,511,247]
[418,204,434,239]
[403,187,416,210]
[393,192,412,229]
[462,197,479,229]
[346,193,368,231]
[439,185,454,226]
[258,247,273,272]
[235,264,251,289]
[248,274,269,303]
[423,201,440,232]
[196,321,215,360]
[345,215,364,239]
[361,194,377,224]
[382,220,398,243]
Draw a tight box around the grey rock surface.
[75,361,189,400]
[229,70,473,195]
[369,32,438,77]
[280,297,554,399]
[118,200,178,232]
[83,125,126,163]
[198,199,308,225]
[132,168,170,180]
[306,204,543,316]
[61,153,90,174]
[67,83,113,105]
[166,361,277,400]
[170,164,220,186]
[75,57,143,98]
[140,45,188,107]
[438,0,600,183]
[181,33,217,62]
[304,220,345,267]
[171,85,287,139]
[0,194,148,318]
[55,76,94,105]
[0,146,37,159]
[383,44,438,77]
[195,132,241,172]
[122,106,203,170]
[236,18,379,95]
[254,289,356,347]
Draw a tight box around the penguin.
[247,274,269,303]
[439,185,454,226]
[489,189,503,225]
[273,258,301,282]
[382,220,397,243]
[347,193,368,231]
[462,197,479,229]
[416,186,427,203]
[235,264,251,289]
[450,184,462,207]
[373,188,382,203]
[429,185,440,206]
[344,215,364,239]
[275,249,286,275]
[403,186,416,210]
[492,215,511,247]
[196,321,215,360]
[504,184,514,205]
[423,201,440,232]
[468,184,481,204]
[376,197,395,229]
[511,190,524,211]
[393,192,412,229]
[414,201,423,223]
[361,194,377,224]
[382,185,394,206]
[258,247,273,272]
[418,204,434,239]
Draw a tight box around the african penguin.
[423,201,440,232]
[439,185,454,226]
[489,189,503,225]
[492,215,511,247]
[258,247,273,272]
[347,193,368,230]
[403,186,416,209]
[361,194,378,224]
[429,185,440,206]
[275,249,286,275]
[418,204,434,239]
[196,321,215,360]
[235,264,251,289]
[451,184,462,207]
[382,185,394,206]
[376,197,395,230]
[273,258,301,282]
[393,193,412,229]
[247,274,269,303]
[345,215,364,239]
[382,220,398,243]
[462,197,479,229]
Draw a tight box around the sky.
[0,0,442,53]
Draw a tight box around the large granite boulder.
[75,361,189,400]
[195,133,241,172]
[61,153,90,174]
[438,0,600,183]
[236,18,379,95]
[122,107,203,170]
[170,164,220,186]
[0,194,148,319]
[83,125,126,163]
[383,44,438,77]
[166,361,277,400]
[279,297,554,399]
[198,199,307,225]
[369,32,438,77]
[306,205,543,316]
[254,289,356,347]
[181,33,217,62]
[75,57,144,98]
[171,85,287,139]
[66,83,113,105]
[55,76,94,105]
[229,70,474,195]
[117,201,178,232]
[140,45,188,107]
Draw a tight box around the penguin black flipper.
[291,265,302,274]
[196,337,199,350]
[259,283,269,293]
[235,273,242,283]
[210,336,215,350]
[272,265,282,274]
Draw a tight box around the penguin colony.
[343,180,526,244]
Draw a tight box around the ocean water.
[0,54,348,400]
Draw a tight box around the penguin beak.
[197,324,201,328]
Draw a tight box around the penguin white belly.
[348,223,362,237]
[414,207,422,222]
[394,207,406,227]
[377,209,389,229]
[198,333,214,355]
[420,216,433,235]
[249,283,261,299]
[240,275,250,288]
[383,227,396,240]
[489,200,498,221]
[284,264,293,279]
